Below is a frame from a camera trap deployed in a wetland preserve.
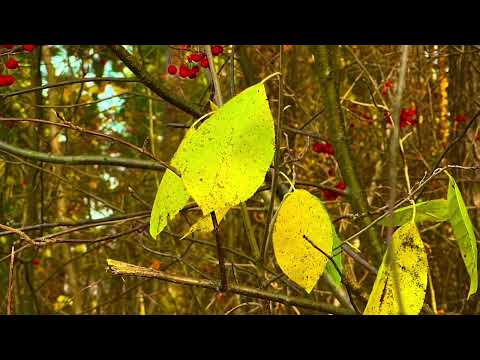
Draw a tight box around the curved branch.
[106,45,202,117]
[0,140,170,172]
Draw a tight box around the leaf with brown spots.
[364,221,428,315]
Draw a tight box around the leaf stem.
[303,235,361,314]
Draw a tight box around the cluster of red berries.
[0,45,36,87]
[400,107,417,128]
[384,107,417,129]
[312,142,335,155]
[322,181,347,201]
[167,45,224,80]
[382,80,394,96]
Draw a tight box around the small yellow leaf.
[74,244,87,253]
[272,189,333,293]
[209,100,219,111]
[364,221,428,315]
[181,208,230,239]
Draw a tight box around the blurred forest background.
[0,45,479,315]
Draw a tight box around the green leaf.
[149,127,197,239]
[378,199,449,227]
[364,221,428,315]
[272,189,333,293]
[176,82,275,214]
[446,171,478,299]
[325,225,343,287]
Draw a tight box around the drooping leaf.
[325,225,343,287]
[180,208,230,240]
[446,171,478,299]
[176,82,275,214]
[377,199,449,227]
[0,160,5,178]
[272,189,333,293]
[364,221,428,315]
[149,127,197,239]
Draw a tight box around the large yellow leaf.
[364,221,428,315]
[272,189,333,293]
[176,82,275,214]
[149,127,197,239]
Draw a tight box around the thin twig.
[7,246,15,315]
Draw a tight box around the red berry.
[0,75,15,87]
[322,189,338,201]
[323,143,335,155]
[312,142,334,155]
[167,64,178,75]
[188,70,197,79]
[22,45,35,52]
[191,65,200,74]
[32,258,41,267]
[322,181,347,201]
[100,59,107,66]
[179,64,189,78]
[454,114,466,123]
[5,58,19,70]
[313,142,323,153]
[190,53,203,62]
[1,45,14,49]
[211,45,224,56]
[200,58,209,68]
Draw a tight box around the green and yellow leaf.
[446,171,478,299]
[378,199,449,227]
[272,189,333,293]
[176,82,275,214]
[325,225,343,287]
[149,127,197,239]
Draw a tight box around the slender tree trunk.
[43,46,83,315]
[310,45,383,262]
[19,46,44,314]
